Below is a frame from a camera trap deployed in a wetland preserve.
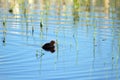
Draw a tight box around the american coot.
[42,40,55,53]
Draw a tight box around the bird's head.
[50,40,55,45]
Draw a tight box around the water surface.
[0,0,120,80]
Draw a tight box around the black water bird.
[42,40,55,53]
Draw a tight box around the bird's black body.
[42,40,55,53]
[42,43,54,51]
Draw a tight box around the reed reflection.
[72,0,80,24]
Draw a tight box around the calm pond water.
[0,0,120,80]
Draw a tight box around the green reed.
[92,7,97,68]
[72,0,80,24]
[73,33,79,64]
[42,0,51,39]
[54,28,59,61]
[73,0,80,9]
[111,1,120,79]
[8,8,13,14]
[43,0,50,15]
[30,16,34,36]
[40,21,43,31]
[39,20,43,39]
[56,39,59,60]
[19,0,29,37]
[36,49,44,73]
[2,18,7,46]
[111,3,115,69]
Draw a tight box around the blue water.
[0,0,120,80]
